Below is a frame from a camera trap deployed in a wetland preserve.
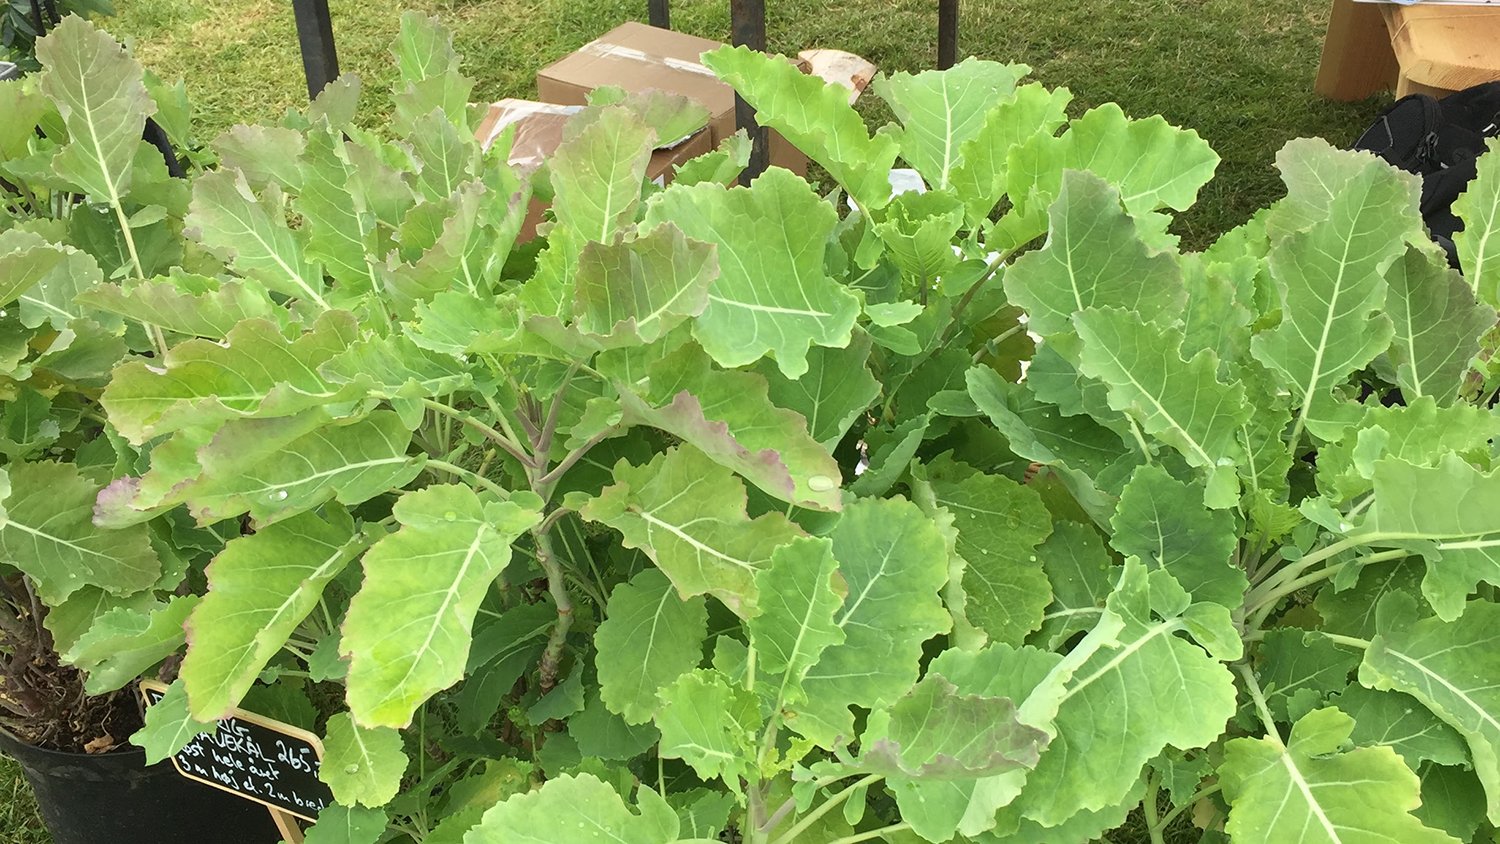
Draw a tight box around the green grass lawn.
[105,0,1388,248]
[1,2,1389,842]
[0,756,49,843]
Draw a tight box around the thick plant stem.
[426,460,508,499]
[534,528,574,694]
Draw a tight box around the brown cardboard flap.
[798,50,878,105]
[537,22,877,178]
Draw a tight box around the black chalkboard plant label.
[139,680,333,823]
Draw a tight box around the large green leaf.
[790,497,952,747]
[186,171,330,310]
[876,59,1030,190]
[931,468,1054,646]
[302,804,388,844]
[1360,597,1500,825]
[1003,169,1185,338]
[754,333,880,452]
[1034,521,1116,650]
[1110,464,1245,608]
[295,123,381,295]
[654,670,758,790]
[551,106,655,245]
[132,679,217,764]
[1007,103,1219,220]
[319,712,408,808]
[859,673,1049,780]
[0,229,109,332]
[341,485,541,728]
[1014,559,1237,827]
[76,276,281,339]
[580,446,804,618]
[1257,629,1359,723]
[1074,306,1250,493]
[571,223,717,346]
[180,508,366,720]
[468,774,691,844]
[949,82,1073,224]
[702,46,899,211]
[643,167,860,378]
[889,643,1063,840]
[1384,244,1495,405]
[1368,454,1500,621]
[0,461,160,604]
[594,568,708,725]
[64,596,198,695]
[1454,137,1500,308]
[1331,684,1469,771]
[99,411,422,529]
[748,536,846,707]
[212,124,305,192]
[391,11,474,133]
[36,17,153,206]
[1220,707,1458,844]
[101,310,359,445]
[965,367,1128,525]
[1249,155,1421,442]
[619,344,843,510]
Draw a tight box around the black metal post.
[292,0,341,100]
[730,0,769,184]
[648,0,670,29]
[938,0,959,69]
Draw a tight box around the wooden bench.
[1316,0,1500,100]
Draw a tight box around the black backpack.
[1352,81,1500,267]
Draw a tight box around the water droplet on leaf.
[344,764,359,774]
[444,511,456,521]
[808,475,836,492]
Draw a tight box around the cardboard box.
[537,22,822,176]
[475,97,712,241]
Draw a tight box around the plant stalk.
[825,823,912,844]
[767,776,882,844]
[427,459,509,500]
[421,399,531,467]
[534,527,574,693]
[1143,770,1167,844]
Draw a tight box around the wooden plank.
[730,0,769,184]
[291,0,341,100]
[648,0,670,29]
[271,809,304,844]
[1386,3,1500,97]
[1314,0,1398,100]
[938,0,959,70]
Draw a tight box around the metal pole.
[648,0,670,28]
[938,0,959,69]
[292,0,340,100]
[730,0,769,184]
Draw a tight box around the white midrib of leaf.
[1,517,128,564]
[633,506,758,573]
[1289,213,1358,446]
[210,196,327,311]
[1091,343,1215,467]
[1269,745,1345,843]
[939,82,956,190]
[61,45,126,207]
[1058,619,1181,704]
[19,290,79,324]
[1385,646,1500,734]
[1466,190,1497,297]
[632,584,681,706]
[1400,303,1425,398]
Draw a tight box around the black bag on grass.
[1352,81,1500,266]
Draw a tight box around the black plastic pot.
[0,728,282,844]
